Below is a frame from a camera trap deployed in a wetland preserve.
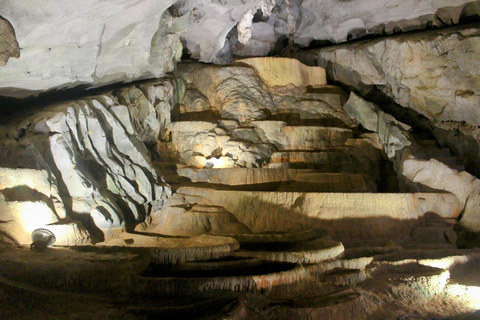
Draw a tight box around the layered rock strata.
[298,24,480,177]
[0,79,176,243]
[341,92,480,232]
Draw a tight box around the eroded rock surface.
[0,79,175,241]
[299,24,480,177]
[0,1,182,98]
[178,0,480,62]
[341,92,480,232]
[0,16,19,66]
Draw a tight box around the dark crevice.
[297,20,480,52]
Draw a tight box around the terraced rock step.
[226,229,320,245]
[167,187,460,246]
[147,203,251,237]
[252,121,353,150]
[266,145,382,177]
[177,168,376,192]
[234,238,345,264]
[97,233,241,265]
[137,263,311,297]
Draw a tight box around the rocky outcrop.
[0,16,19,66]
[238,57,326,88]
[148,203,251,237]
[343,92,411,159]
[157,186,460,246]
[0,1,182,98]
[298,24,480,177]
[168,59,359,168]
[177,0,480,62]
[342,92,480,232]
[1,0,477,97]
[0,79,175,241]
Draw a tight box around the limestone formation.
[299,25,480,176]
[178,64,274,122]
[237,57,326,88]
[0,1,182,98]
[341,92,480,232]
[252,121,353,150]
[154,186,460,246]
[1,80,174,239]
[177,168,376,192]
[0,16,19,66]
[150,204,251,237]
[0,0,477,97]
[343,92,411,158]
[401,157,480,232]
[176,0,479,62]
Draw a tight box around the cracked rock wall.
[0,0,181,98]
[0,78,175,241]
[298,24,480,177]
[1,0,478,97]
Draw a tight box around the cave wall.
[297,23,480,177]
[0,78,177,243]
[1,0,479,98]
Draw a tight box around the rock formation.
[0,79,176,243]
[0,1,182,98]
[298,24,480,177]
[0,16,19,66]
[1,1,478,97]
[0,1,480,317]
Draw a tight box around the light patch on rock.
[238,57,326,88]
[0,15,19,66]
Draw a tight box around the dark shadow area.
[141,259,296,278]
[174,110,220,123]
[267,113,351,128]
[298,19,480,52]
[126,298,237,320]
[0,76,166,125]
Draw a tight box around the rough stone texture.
[298,24,480,176]
[43,222,91,246]
[149,204,251,237]
[238,57,326,88]
[341,92,480,232]
[1,80,174,239]
[177,168,375,192]
[180,87,211,113]
[176,0,479,62]
[163,187,461,246]
[0,1,478,96]
[168,121,230,162]
[0,16,19,66]
[0,1,182,98]
[178,64,274,123]
[343,92,411,158]
[280,0,480,47]
[252,121,353,150]
[401,157,480,232]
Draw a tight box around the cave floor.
[1,242,480,320]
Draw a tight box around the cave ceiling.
[0,0,479,98]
